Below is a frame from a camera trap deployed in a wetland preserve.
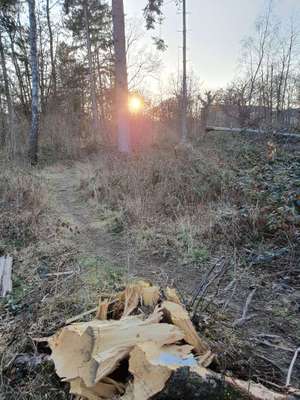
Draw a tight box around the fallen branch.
[286,347,300,387]
[206,126,300,139]
[233,287,257,327]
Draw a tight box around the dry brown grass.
[98,146,226,215]
[0,161,48,252]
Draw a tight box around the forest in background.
[0,0,300,164]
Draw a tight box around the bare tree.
[46,0,57,99]
[83,0,99,138]
[112,0,130,153]
[0,30,14,154]
[181,0,187,142]
[28,0,39,164]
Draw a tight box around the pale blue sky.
[123,0,300,92]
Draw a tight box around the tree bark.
[83,0,99,140]
[28,0,39,165]
[46,0,57,99]
[112,0,130,153]
[0,30,14,153]
[152,367,298,400]
[181,0,188,143]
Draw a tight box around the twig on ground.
[44,270,74,277]
[253,339,295,353]
[232,287,257,327]
[192,260,227,318]
[190,257,225,307]
[286,347,300,387]
[66,307,98,324]
[254,353,285,373]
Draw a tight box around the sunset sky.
[123,0,300,92]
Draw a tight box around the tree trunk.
[181,0,188,143]
[83,0,99,140]
[112,0,130,153]
[38,11,46,112]
[46,0,57,99]
[28,0,39,165]
[0,30,14,154]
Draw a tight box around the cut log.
[162,301,210,356]
[0,255,13,297]
[48,315,184,387]
[47,283,298,400]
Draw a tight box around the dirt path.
[42,162,131,273]
[41,162,197,292]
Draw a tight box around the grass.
[0,161,48,253]
[1,132,300,398]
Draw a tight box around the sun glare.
[129,96,143,114]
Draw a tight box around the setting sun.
[128,96,143,114]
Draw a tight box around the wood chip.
[96,301,109,320]
[165,287,181,304]
[142,286,160,307]
[122,281,150,317]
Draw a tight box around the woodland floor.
[1,133,300,399]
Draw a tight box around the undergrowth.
[0,163,47,253]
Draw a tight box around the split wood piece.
[164,287,181,304]
[142,286,160,307]
[122,281,150,317]
[48,316,184,387]
[70,377,123,400]
[162,301,210,356]
[0,256,13,297]
[96,301,109,320]
[122,342,196,400]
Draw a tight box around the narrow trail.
[42,163,129,271]
[41,162,201,292]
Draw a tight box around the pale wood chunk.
[162,301,209,355]
[122,281,150,317]
[164,287,181,304]
[123,342,197,400]
[96,301,109,320]
[48,316,184,387]
[142,286,160,307]
[70,377,119,400]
